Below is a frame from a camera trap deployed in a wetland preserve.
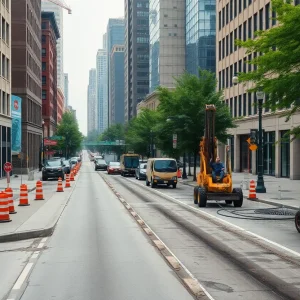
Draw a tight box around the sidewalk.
[179,172,300,210]
[0,176,77,243]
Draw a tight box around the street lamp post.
[256,91,266,193]
[182,153,187,179]
[42,120,45,165]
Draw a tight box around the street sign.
[49,135,64,141]
[3,162,12,173]
[44,139,57,146]
[173,134,177,149]
[249,144,258,151]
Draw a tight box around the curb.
[100,173,213,300]
[180,181,299,210]
[0,172,80,243]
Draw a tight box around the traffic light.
[250,130,257,145]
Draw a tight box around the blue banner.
[11,95,22,153]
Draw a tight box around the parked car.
[69,158,77,170]
[95,159,107,171]
[63,160,71,174]
[42,159,65,181]
[136,163,147,180]
[107,162,121,174]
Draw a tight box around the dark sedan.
[135,163,147,180]
[42,159,65,181]
[95,159,107,171]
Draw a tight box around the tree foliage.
[236,0,300,138]
[99,124,125,141]
[56,112,83,157]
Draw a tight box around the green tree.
[125,108,161,157]
[236,0,300,138]
[157,69,235,179]
[55,112,83,157]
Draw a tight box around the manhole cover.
[279,190,291,192]
[270,197,296,200]
[254,208,295,216]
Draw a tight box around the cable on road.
[216,203,296,220]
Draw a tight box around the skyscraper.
[106,19,125,126]
[110,45,125,125]
[96,49,108,134]
[41,1,64,96]
[186,0,216,75]
[124,0,150,122]
[149,0,185,92]
[64,73,69,107]
[87,69,98,136]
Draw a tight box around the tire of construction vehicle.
[233,188,243,207]
[225,200,233,205]
[146,178,150,186]
[295,211,300,233]
[197,188,207,208]
[193,186,198,204]
[151,178,156,188]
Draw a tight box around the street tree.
[236,0,300,138]
[56,112,83,157]
[157,69,235,180]
[125,108,161,157]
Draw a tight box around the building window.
[234,97,237,117]
[230,98,233,116]
[42,35,46,43]
[272,10,276,26]
[42,90,46,99]
[243,21,247,41]
[222,7,225,27]
[238,95,242,116]
[248,17,252,38]
[137,37,149,43]
[248,54,252,72]
[243,93,247,116]
[243,0,247,9]
[243,57,247,72]
[222,70,225,89]
[265,3,270,29]
[238,25,242,40]
[254,13,257,33]
[239,0,242,13]
[226,4,229,24]
[1,18,5,41]
[42,48,46,57]
[248,93,252,115]
[230,65,233,87]
[219,41,221,60]
[280,130,290,178]
[234,29,237,51]
[42,22,46,29]
[239,59,242,72]
[226,35,229,56]
[219,11,221,30]
[230,32,233,53]
[6,58,9,80]
[253,52,257,70]
[249,0,252,5]
[222,38,225,58]
[42,76,46,85]
[219,71,221,90]
[259,8,263,30]
[42,62,46,71]
[2,54,5,77]
[254,92,257,114]
[5,23,9,44]
[234,62,237,74]
[230,0,233,20]
[226,68,229,88]
[296,0,300,5]
[234,0,237,17]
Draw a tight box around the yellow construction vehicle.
[193,104,243,207]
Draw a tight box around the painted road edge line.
[124,176,300,260]
[99,173,214,300]
[12,263,33,290]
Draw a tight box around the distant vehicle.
[93,155,103,162]
[52,157,61,160]
[63,160,71,174]
[107,162,121,174]
[69,158,77,170]
[146,158,177,188]
[135,163,147,180]
[120,153,140,177]
[42,159,65,181]
[95,159,107,171]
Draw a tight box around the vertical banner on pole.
[11,95,22,154]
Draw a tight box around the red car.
[107,162,121,174]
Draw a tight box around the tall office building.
[87,69,98,135]
[96,49,108,134]
[106,19,124,125]
[149,0,186,92]
[124,0,149,122]
[110,45,125,125]
[64,73,69,107]
[186,0,216,74]
[12,0,42,173]
[41,1,64,95]
[0,0,12,178]
[216,0,299,179]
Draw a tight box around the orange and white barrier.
[19,184,30,206]
[65,174,71,188]
[70,171,75,181]
[35,181,44,200]
[57,177,64,192]
[0,191,11,222]
[248,180,257,200]
[5,187,16,214]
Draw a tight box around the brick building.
[41,12,60,138]
[57,87,64,123]
[11,0,42,173]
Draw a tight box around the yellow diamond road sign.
[249,144,258,151]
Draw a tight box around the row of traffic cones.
[0,162,82,223]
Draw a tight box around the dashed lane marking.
[12,263,33,290]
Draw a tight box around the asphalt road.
[18,159,194,300]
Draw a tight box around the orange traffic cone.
[65,174,71,188]
[57,177,64,192]
[70,171,75,181]
[248,180,257,200]
[35,181,44,200]
[5,187,16,214]
[177,168,182,178]
[0,191,11,222]
[19,184,30,206]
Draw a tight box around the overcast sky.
[63,0,124,135]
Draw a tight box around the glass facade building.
[149,0,160,92]
[185,0,216,75]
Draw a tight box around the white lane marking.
[12,263,33,290]
[41,238,48,243]
[37,242,44,249]
[122,177,300,258]
[31,251,40,259]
